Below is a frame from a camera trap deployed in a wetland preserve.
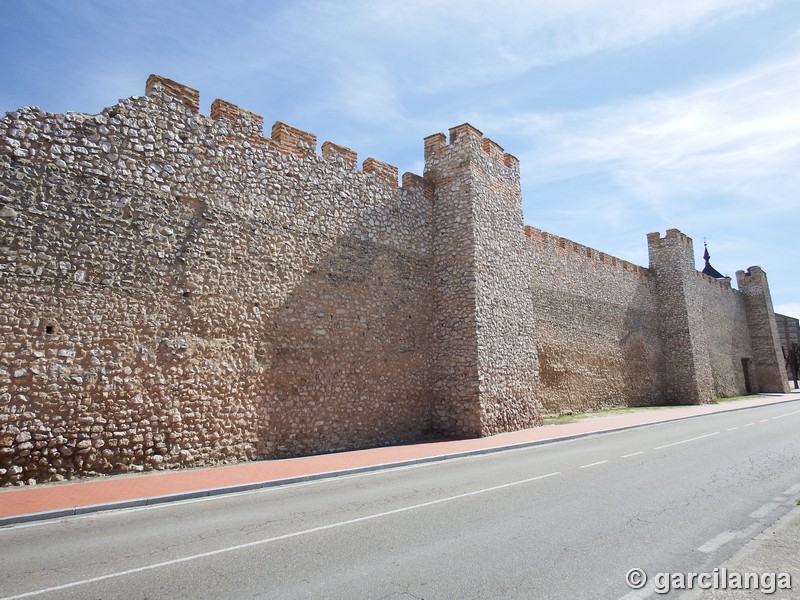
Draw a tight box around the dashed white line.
[0,471,562,600]
[742,423,755,427]
[698,530,738,553]
[579,460,609,469]
[621,452,643,458]
[758,419,770,423]
[771,410,800,420]
[750,502,781,519]
[653,432,719,450]
[783,483,800,496]
[726,426,739,431]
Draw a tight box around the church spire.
[701,241,725,279]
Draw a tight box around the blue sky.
[2,0,799,317]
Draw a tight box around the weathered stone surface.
[0,75,788,485]
[527,227,664,413]
[0,77,437,485]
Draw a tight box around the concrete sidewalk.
[1,391,799,528]
[686,505,800,599]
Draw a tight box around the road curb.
[2,395,798,527]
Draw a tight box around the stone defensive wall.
[0,75,443,485]
[424,123,540,437]
[0,75,789,485]
[648,230,788,405]
[527,223,787,414]
[694,271,753,398]
[524,227,665,414]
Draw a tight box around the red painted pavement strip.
[1,393,798,519]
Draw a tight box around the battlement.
[736,266,768,288]
[363,158,399,188]
[269,121,316,158]
[210,98,265,129]
[145,74,199,113]
[401,172,434,201]
[321,141,357,166]
[696,270,735,292]
[1,73,418,191]
[423,123,519,170]
[737,266,766,279]
[646,228,693,247]
[525,226,649,276]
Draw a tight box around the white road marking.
[742,423,755,427]
[758,419,770,423]
[750,502,781,519]
[782,483,800,496]
[726,426,739,431]
[621,452,643,458]
[653,432,719,450]
[579,460,609,469]
[0,449,531,533]
[698,530,738,553]
[0,472,562,600]
[771,409,800,420]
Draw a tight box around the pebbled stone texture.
[0,75,789,485]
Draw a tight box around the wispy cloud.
[504,48,800,221]
[230,0,778,125]
[2,0,795,308]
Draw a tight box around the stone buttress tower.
[424,124,541,437]
[647,229,714,403]
[736,267,790,392]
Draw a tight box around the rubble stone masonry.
[736,268,790,392]
[527,227,664,414]
[0,75,789,484]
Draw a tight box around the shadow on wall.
[0,156,439,485]
[254,232,437,458]
[533,257,666,415]
[620,280,667,407]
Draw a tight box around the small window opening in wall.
[182,291,191,298]
[45,325,55,335]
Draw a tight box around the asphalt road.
[2,400,799,600]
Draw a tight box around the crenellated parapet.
[696,270,734,292]
[210,98,265,132]
[321,141,357,166]
[401,172,434,202]
[145,74,200,113]
[270,121,317,158]
[525,226,649,277]
[424,123,520,180]
[1,74,420,195]
[363,158,399,188]
[147,76,406,187]
[646,228,694,252]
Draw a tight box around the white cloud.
[235,0,777,123]
[506,48,800,219]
